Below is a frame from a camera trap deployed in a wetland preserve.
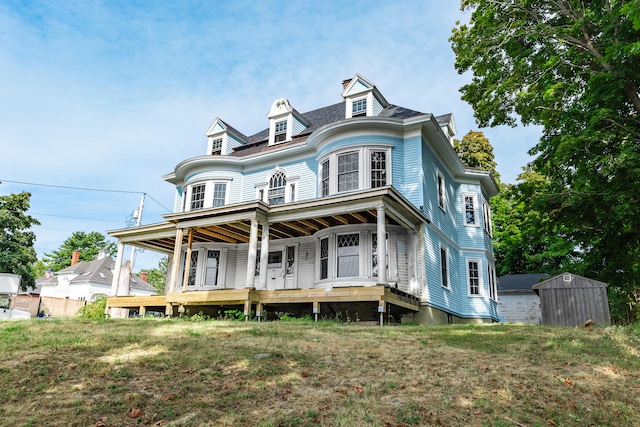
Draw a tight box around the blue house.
[107,74,499,324]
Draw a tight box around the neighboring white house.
[39,251,156,302]
[497,273,549,324]
[0,272,32,319]
[107,74,500,324]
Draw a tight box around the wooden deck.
[106,285,420,321]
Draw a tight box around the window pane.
[213,183,226,207]
[469,261,480,295]
[320,237,328,279]
[267,251,282,268]
[187,252,198,287]
[352,99,367,116]
[211,138,222,154]
[338,152,359,192]
[190,184,205,210]
[204,250,220,286]
[268,171,287,205]
[286,246,295,275]
[371,151,387,188]
[337,233,359,277]
[465,195,476,225]
[440,247,448,287]
[321,160,330,197]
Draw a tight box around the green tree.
[454,130,500,183]
[451,1,640,322]
[141,256,167,294]
[43,231,116,272]
[0,192,40,290]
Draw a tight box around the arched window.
[268,171,287,205]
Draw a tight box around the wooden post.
[169,228,184,293]
[181,228,194,292]
[259,222,269,290]
[245,219,259,288]
[378,296,386,326]
[256,302,263,322]
[376,206,387,285]
[165,303,173,317]
[139,306,146,317]
[313,301,319,322]
[244,299,251,322]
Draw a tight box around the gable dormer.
[436,113,457,146]
[267,98,310,146]
[341,73,389,119]
[205,118,246,155]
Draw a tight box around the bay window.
[318,146,391,196]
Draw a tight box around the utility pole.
[129,193,145,270]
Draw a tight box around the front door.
[267,250,285,290]
[284,245,298,289]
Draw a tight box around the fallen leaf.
[547,419,557,426]
[130,408,141,418]
[354,385,363,393]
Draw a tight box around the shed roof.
[532,273,608,293]
[497,273,550,292]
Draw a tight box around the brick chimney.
[71,250,80,266]
[342,78,352,89]
[139,271,149,282]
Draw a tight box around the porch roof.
[108,186,428,253]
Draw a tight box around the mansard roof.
[231,102,430,156]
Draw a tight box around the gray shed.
[532,273,610,327]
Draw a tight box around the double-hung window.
[211,138,222,155]
[204,250,220,286]
[487,264,497,301]
[440,246,449,288]
[321,160,330,197]
[338,152,359,192]
[370,151,387,188]
[463,193,477,226]
[319,237,329,279]
[437,171,446,210]
[482,199,492,236]
[337,233,359,277]
[213,183,226,207]
[468,260,481,296]
[274,120,287,143]
[190,184,206,210]
[352,98,367,117]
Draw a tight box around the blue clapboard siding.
[173,186,183,213]
[292,116,307,136]
[401,135,423,207]
[226,134,243,154]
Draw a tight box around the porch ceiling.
[109,187,427,252]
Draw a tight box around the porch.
[106,284,421,324]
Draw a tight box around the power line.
[0,179,172,212]
[31,212,124,223]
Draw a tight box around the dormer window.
[211,138,222,155]
[274,120,287,143]
[352,98,367,117]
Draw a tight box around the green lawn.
[1,319,638,426]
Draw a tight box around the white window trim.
[482,198,493,236]
[269,116,291,145]
[345,92,373,118]
[179,246,229,289]
[207,133,227,155]
[440,244,450,289]
[318,146,391,197]
[437,169,446,211]
[466,258,484,297]
[463,192,479,227]
[183,180,230,212]
[487,264,497,302]
[256,169,298,205]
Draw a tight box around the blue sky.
[0,0,541,273]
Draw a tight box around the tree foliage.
[43,231,116,272]
[454,130,501,183]
[451,0,640,322]
[0,192,40,290]
[141,256,167,294]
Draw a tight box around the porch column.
[407,232,419,296]
[376,206,387,285]
[181,228,194,292]
[259,222,269,290]
[169,228,184,293]
[245,219,259,288]
[110,242,125,296]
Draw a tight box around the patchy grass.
[0,319,639,426]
